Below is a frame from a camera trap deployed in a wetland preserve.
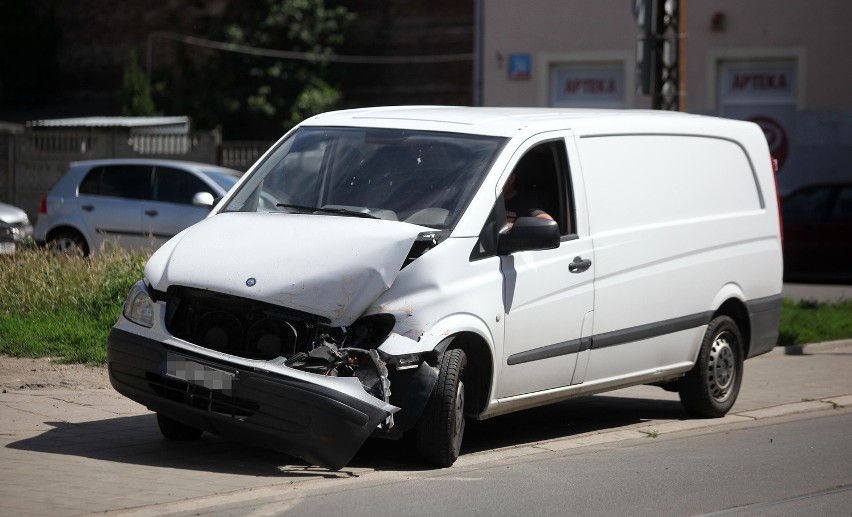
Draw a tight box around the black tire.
[679,316,744,418]
[48,230,88,257]
[415,348,467,467]
[156,413,203,441]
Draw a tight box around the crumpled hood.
[145,212,425,326]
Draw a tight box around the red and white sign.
[719,62,796,170]
[721,65,795,100]
[551,66,625,108]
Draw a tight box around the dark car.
[780,183,852,283]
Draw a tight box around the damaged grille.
[161,286,397,405]
[164,286,333,361]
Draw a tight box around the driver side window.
[471,139,574,260]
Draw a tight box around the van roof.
[302,106,708,138]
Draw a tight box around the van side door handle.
[569,256,592,273]
[81,204,94,212]
[144,209,158,217]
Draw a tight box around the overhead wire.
[147,31,474,69]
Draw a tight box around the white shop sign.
[719,62,796,171]
[550,66,625,108]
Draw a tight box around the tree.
[225,0,354,134]
[121,51,158,116]
[154,0,354,139]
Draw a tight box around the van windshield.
[222,127,506,229]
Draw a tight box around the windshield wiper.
[276,203,380,219]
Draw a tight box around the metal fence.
[0,129,277,220]
[220,141,274,171]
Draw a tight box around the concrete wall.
[483,0,646,108]
[685,1,852,112]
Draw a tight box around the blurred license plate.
[164,353,235,393]
[0,242,15,254]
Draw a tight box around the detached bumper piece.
[107,328,394,470]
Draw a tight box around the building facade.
[481,0,852,193]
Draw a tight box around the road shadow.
[462,394,687,454]
[6,393,688,475]
[351,393,688,468]
[4,413,330,478]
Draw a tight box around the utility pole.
[635,0,681,110]
[678,0,686,112]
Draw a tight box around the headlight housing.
[123,282,155,328]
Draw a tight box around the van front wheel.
[415,348,467,467]
[679,316,744,418]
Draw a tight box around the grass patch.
[777,298,852,347]
[2,245,851,364]
[0,247,146,364]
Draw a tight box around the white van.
[108,107,783,470]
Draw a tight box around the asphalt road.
[174,410,852,517]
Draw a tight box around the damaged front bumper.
[107,323,401,470]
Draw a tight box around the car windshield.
[202,170,240,191]
[222,127,506,229]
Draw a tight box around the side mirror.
[192,192,216,208]
[498,217,560,254]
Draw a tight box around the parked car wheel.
[678,316,744,418]
[48,230,88,257]
[156,413,203,440]
[415,348,467,467]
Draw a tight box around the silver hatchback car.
[34,159,244,256]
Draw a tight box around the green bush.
[0,247,146,364]
[777,298,852,347]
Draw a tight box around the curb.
[455,393,852,468]
[777,339,852,356]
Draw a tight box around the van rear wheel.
[156,413,203,440]
[414,348,467,467]
[679,316,744,418]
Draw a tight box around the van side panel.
[583,135,762,234]
[577,133,782,382]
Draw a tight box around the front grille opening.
[164,286,329,361]
[147,372,259,420]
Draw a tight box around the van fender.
[379,312,497,358]
[697,282,749,362]
[379,314,496,434]
[711,283,747,313]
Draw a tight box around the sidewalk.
[1,340,851,517]
[782,283,852,303]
